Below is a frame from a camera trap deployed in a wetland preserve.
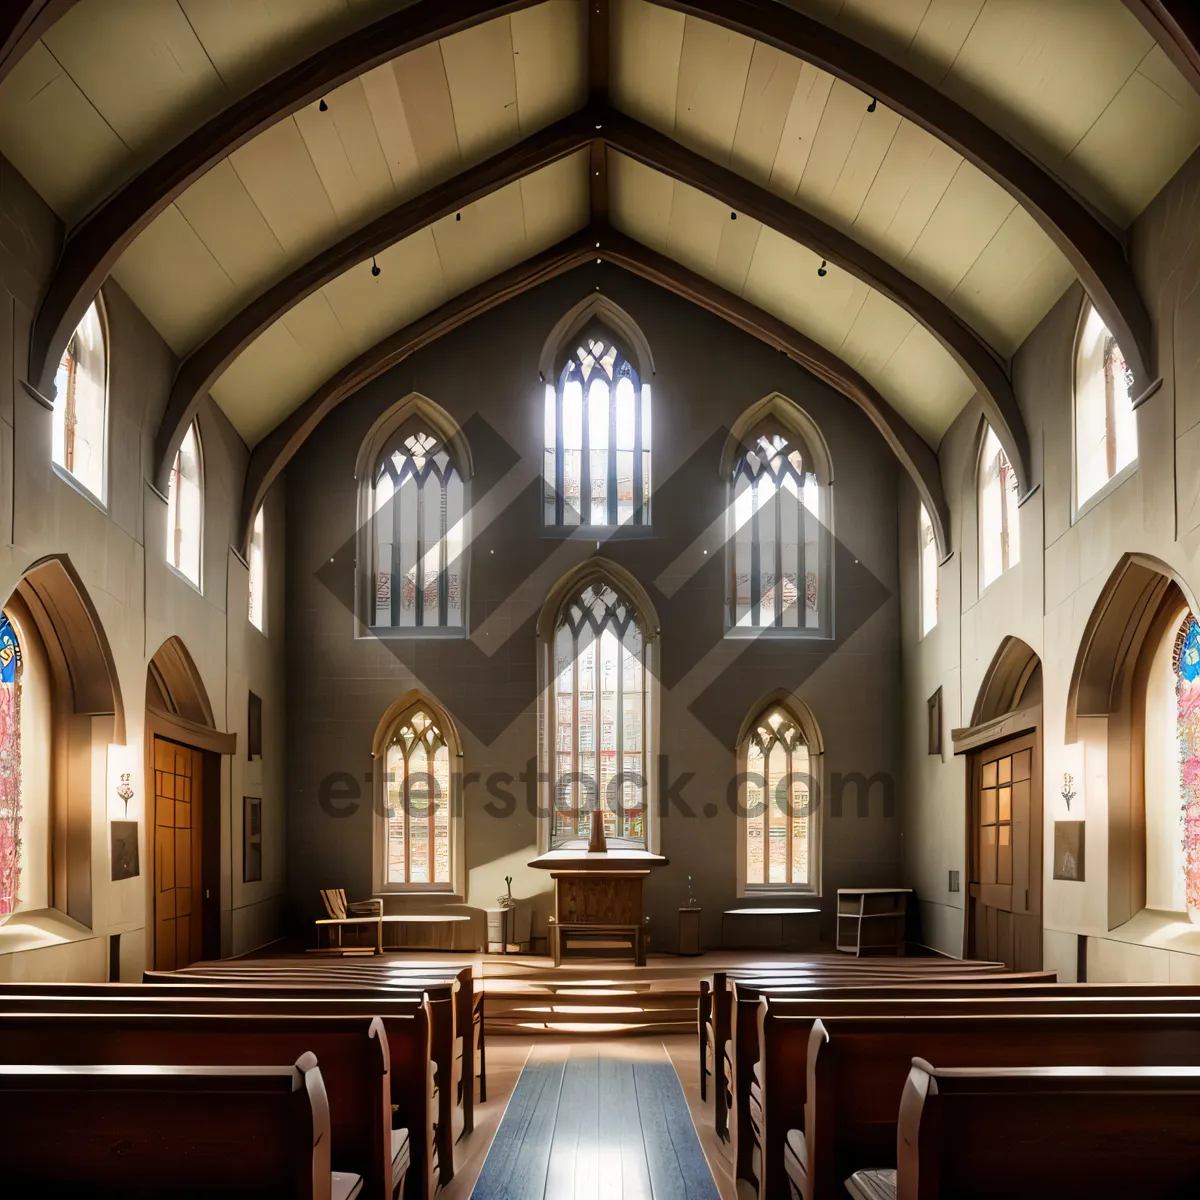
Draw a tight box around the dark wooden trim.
[603,108,1030,497]
[0,1,77,85]
[146,704,237,758]
[1122,1,1200,96]
[598,227,951,558]
[153,109,595,491]
[28,0,543,400]
[655,0,1153,395]
[237,222,950,559]
[237,229,599,553]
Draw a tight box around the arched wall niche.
[1065,553,1199,929]
[147,636,215,730]
[538,293,655,386]
[2,555,127,928]
[971,636,1043,728]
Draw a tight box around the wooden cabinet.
[836,887,910,956]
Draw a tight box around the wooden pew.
[0,1055,354,1200]
[0,1012,400,1200]
[787,1010,1200,1200]
[877,1059,1200,1200]
[154,960,487,1107]
[0,989,439,1200]
[699,963,1038,1140]
[143,972,470,1145]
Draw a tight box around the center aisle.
[468,1040,723,1200]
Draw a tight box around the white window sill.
[166,562,204,595]
[1072,458,1137,524]
[0,908,93,956]
[1084,907,1200,957]
[51,462,108,513]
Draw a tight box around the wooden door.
[154,737,204,970]
[968,732,1042,971]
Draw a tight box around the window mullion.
[633,383,643,526]
[438,475,449,627]
[581,382,592,527]
[775,479,784,627]
[390,474,402,628]
[556,383,565,525]
[403,751,411,885]
[750,479,761,625]
[616,624,624,838]
[608,379,618,526]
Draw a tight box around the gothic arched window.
[0,612,23,918]
[544,332,650,527]
[382,706,454,889]
[1075,302,1137,509]
[550,580,649,849]
[167,421,203,588]
[738,703,818,893]
[1174,615,1200,912]
[978,425,1019,590]
[52,297,107,501]
[371,428,464,630]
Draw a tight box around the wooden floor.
[462,1038,726,1200]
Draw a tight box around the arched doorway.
[145,637,234,969]
[953,636,1043,969]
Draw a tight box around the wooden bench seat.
[787,1010,1200,1200]
[0,1056,345,1199]
[0,988,439,1200]
[888,1060,1200,1199]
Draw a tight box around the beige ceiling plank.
[664,177,728,277]
[837,288,918,377]
[43,0,226,162]
[519,149,591,246]
[431,178,528,295]
[0,40,127,222]
[360,59,423,198]
[229,115,340,260]
[825,101,902,226]
[294,77,395,230]
[768,61,834,198]
[674,13,755,162]
[393,42,462,183]
[905,0,985,87]
[611,0,685,134]
[110,203,237,356]
[608,148,674,251]
[714,208,764,295]
[876,322,972,444]
[833,0,932,60]
[441,14,520,166]
[512,0,587,135]
[730,42,802,185]
[794,76,871,219]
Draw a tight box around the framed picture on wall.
[1053,820,1085,881]
[110,820,139,881]
[243,796,262,883]
[927,687,943,757]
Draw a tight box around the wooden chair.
[319,889,383,952]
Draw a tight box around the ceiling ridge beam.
[154,107,596,491]
[651,0,1155,407]
[601,106,1029,499]
[237,221,950,562]
[1122,1,1200,97]
[28,0,543,402]
[597,226,949,558]
[237,229,599,552]
[0,1,77,85]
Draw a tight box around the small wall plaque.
[1053,820,1085,882]
[110,820,139,881]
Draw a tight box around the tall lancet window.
[372,429,464,629]
[552,582,648,849]
[0,613,23,918]
[383,708,452,887]
[729,430,826,632]
[978,425,1020,590]
[1175,615,1200,912]
[52,298,107,501]
[544,332,650,527]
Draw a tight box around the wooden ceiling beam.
[27,0,542,402]
[654,0,1155,401]
[0,1,77,86]
[1122,1,1200,97]
[237,223,950,561]
[154,108,595,492]
[602,106,1029,499]
[237,230,599,553]
[597,227,950,558]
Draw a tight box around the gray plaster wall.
[284,266,903,951]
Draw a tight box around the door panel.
[154,737,204,970]
[969,730,1042,971]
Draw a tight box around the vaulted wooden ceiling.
[2,0,1198,556]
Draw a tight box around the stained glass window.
[372,429,464,629]
[384,709,452,886]
[552,582,647,848]
[52,299,106,500]
[0,613,23,919]
[729,430,822,630]
[1075,303,1137,508]
[919,503,938,637]
[248,506,265,632]
[979,425,1019,590]
[544,333,650,527]
[743,706,812,888]
[1174,615,1200,912]
[167,422,203,587]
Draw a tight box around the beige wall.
[900,142,1200,977]
[0,154,287,980]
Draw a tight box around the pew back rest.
[807,1013,1200,1192]
[897,1060,1200,1200]
[0,1057,329,1200]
